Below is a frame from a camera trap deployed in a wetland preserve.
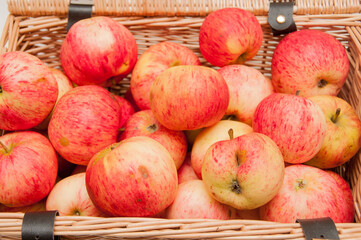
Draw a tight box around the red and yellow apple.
[177,153,199,184]
[113,94,135,128]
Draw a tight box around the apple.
[48,85,121,165]
[113,94,135,128]
[253,93,327,164]
[0,198,46,213]
[199,8,263,67]
[36,68,74,129]
[46,173,104,216]
[150,65,229,131]
[217,65,274,125]
[0,51,58,131]
[202,132,284,210]
[86,137,178,217]
[177,153,199,184]
[191,120,253,179]
[271,29,349,97]
[305,95,361,168]
[0,131,58,207]
[124,89,140,112]
[260,165,354,223]
[166,180,235,219]
[61,16,138,86]
[119,110,187,169]
[131,41,200,110]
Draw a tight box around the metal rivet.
[276,15,286,24]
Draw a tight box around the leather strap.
[267,2,297,36]
[296,217,340,240]
[21,211,59,240]
[66,0,94,31]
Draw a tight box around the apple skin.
[253,93,327,164]
[48,85,121,165]
[46,173,104,216]
[191,120,253,179]
[177,153,199,184]
[0,131,58,207]
[86,137,178,217]
[260,165,354,223]
[202,132,285,210]
[217,65,274,125]
[199,8,263,67]
[271,29,349,97]
[131,41,200,110]
[166,180,235,219]
[113,95,135,128]
[0,198,46,213]
[61,16,138,86]
[306,95,361,168]
[119,110,187,169]
[150,65,229,131]
[0,51,58,131]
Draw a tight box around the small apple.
[150,65,229,131]
[166,180,235,219]
[306,95,361,168]
[271,29,349,97]
[202,132,285,210]
[253,93,326,164]
[177,153,199,184]
[46,173,104,216]
[199,8,263,67]
[131,41,200,110]
[120,110,187,169]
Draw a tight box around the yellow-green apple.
[260,165,354,223]
[119,110,187,169]
[0,131,58,207]
[0,198,46,213]
[61,16,138,86]
[199,8,263,67]
[150,65,229,131]
[217,65,274,125]
[0,51,58,130]
[131,41,200,110]
[46,173,104,216]
[191,120,253,179]
[36,68,74,129]
[202,132,284,210]
[166,180,235,219]
[113,95,135,128]
[271,29,349,97]
[306,95,361,168]
[48,85,121,165]
[177,153,199,184]
[86,137,178,217]
[253,93,326,164]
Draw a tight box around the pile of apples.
[0,8,359,223]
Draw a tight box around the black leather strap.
[66,0,94,31]
[21,211,59,240]
[268,2,297,36]
[296,217,340,240]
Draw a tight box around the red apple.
[113,95,135,128]
[48,85,121,165]
[177,153,199,184]
[253,93,326,164]
[124,89,140,112]
[166,180,235,219]
[0,131,58,207]
[306,95,361,168]
[46,173,104,216]
[271,29,349,97]
[150,65,229,131]
[202,132,285,210]
[0,51,58,130]
[61,16,138,86]
[131,41,200,110]
[199,8,263,67]
[120,110,187,169]
[260,165,354,223]
[191,120,253,179]
[217,65,274,125]
[86,137,178,217]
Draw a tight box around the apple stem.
[0,141,9,153]
[0,85,2,94]
[228,128,234,140]
[331,108,341,123]
[296,90,300,96]
[231,179,242,194]
[318,79,328,88]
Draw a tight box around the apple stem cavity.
[295,179,306,191]
[296,90,300,96]
[318,79,328,88]
[228,128,234,140]
[231,179,242,194]
[233,52,248,64]
[331,108,341,123]
[146,123,158,133]
[0,141,9,153]
[0,85,2,94]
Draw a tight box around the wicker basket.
[2,0,361,239]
